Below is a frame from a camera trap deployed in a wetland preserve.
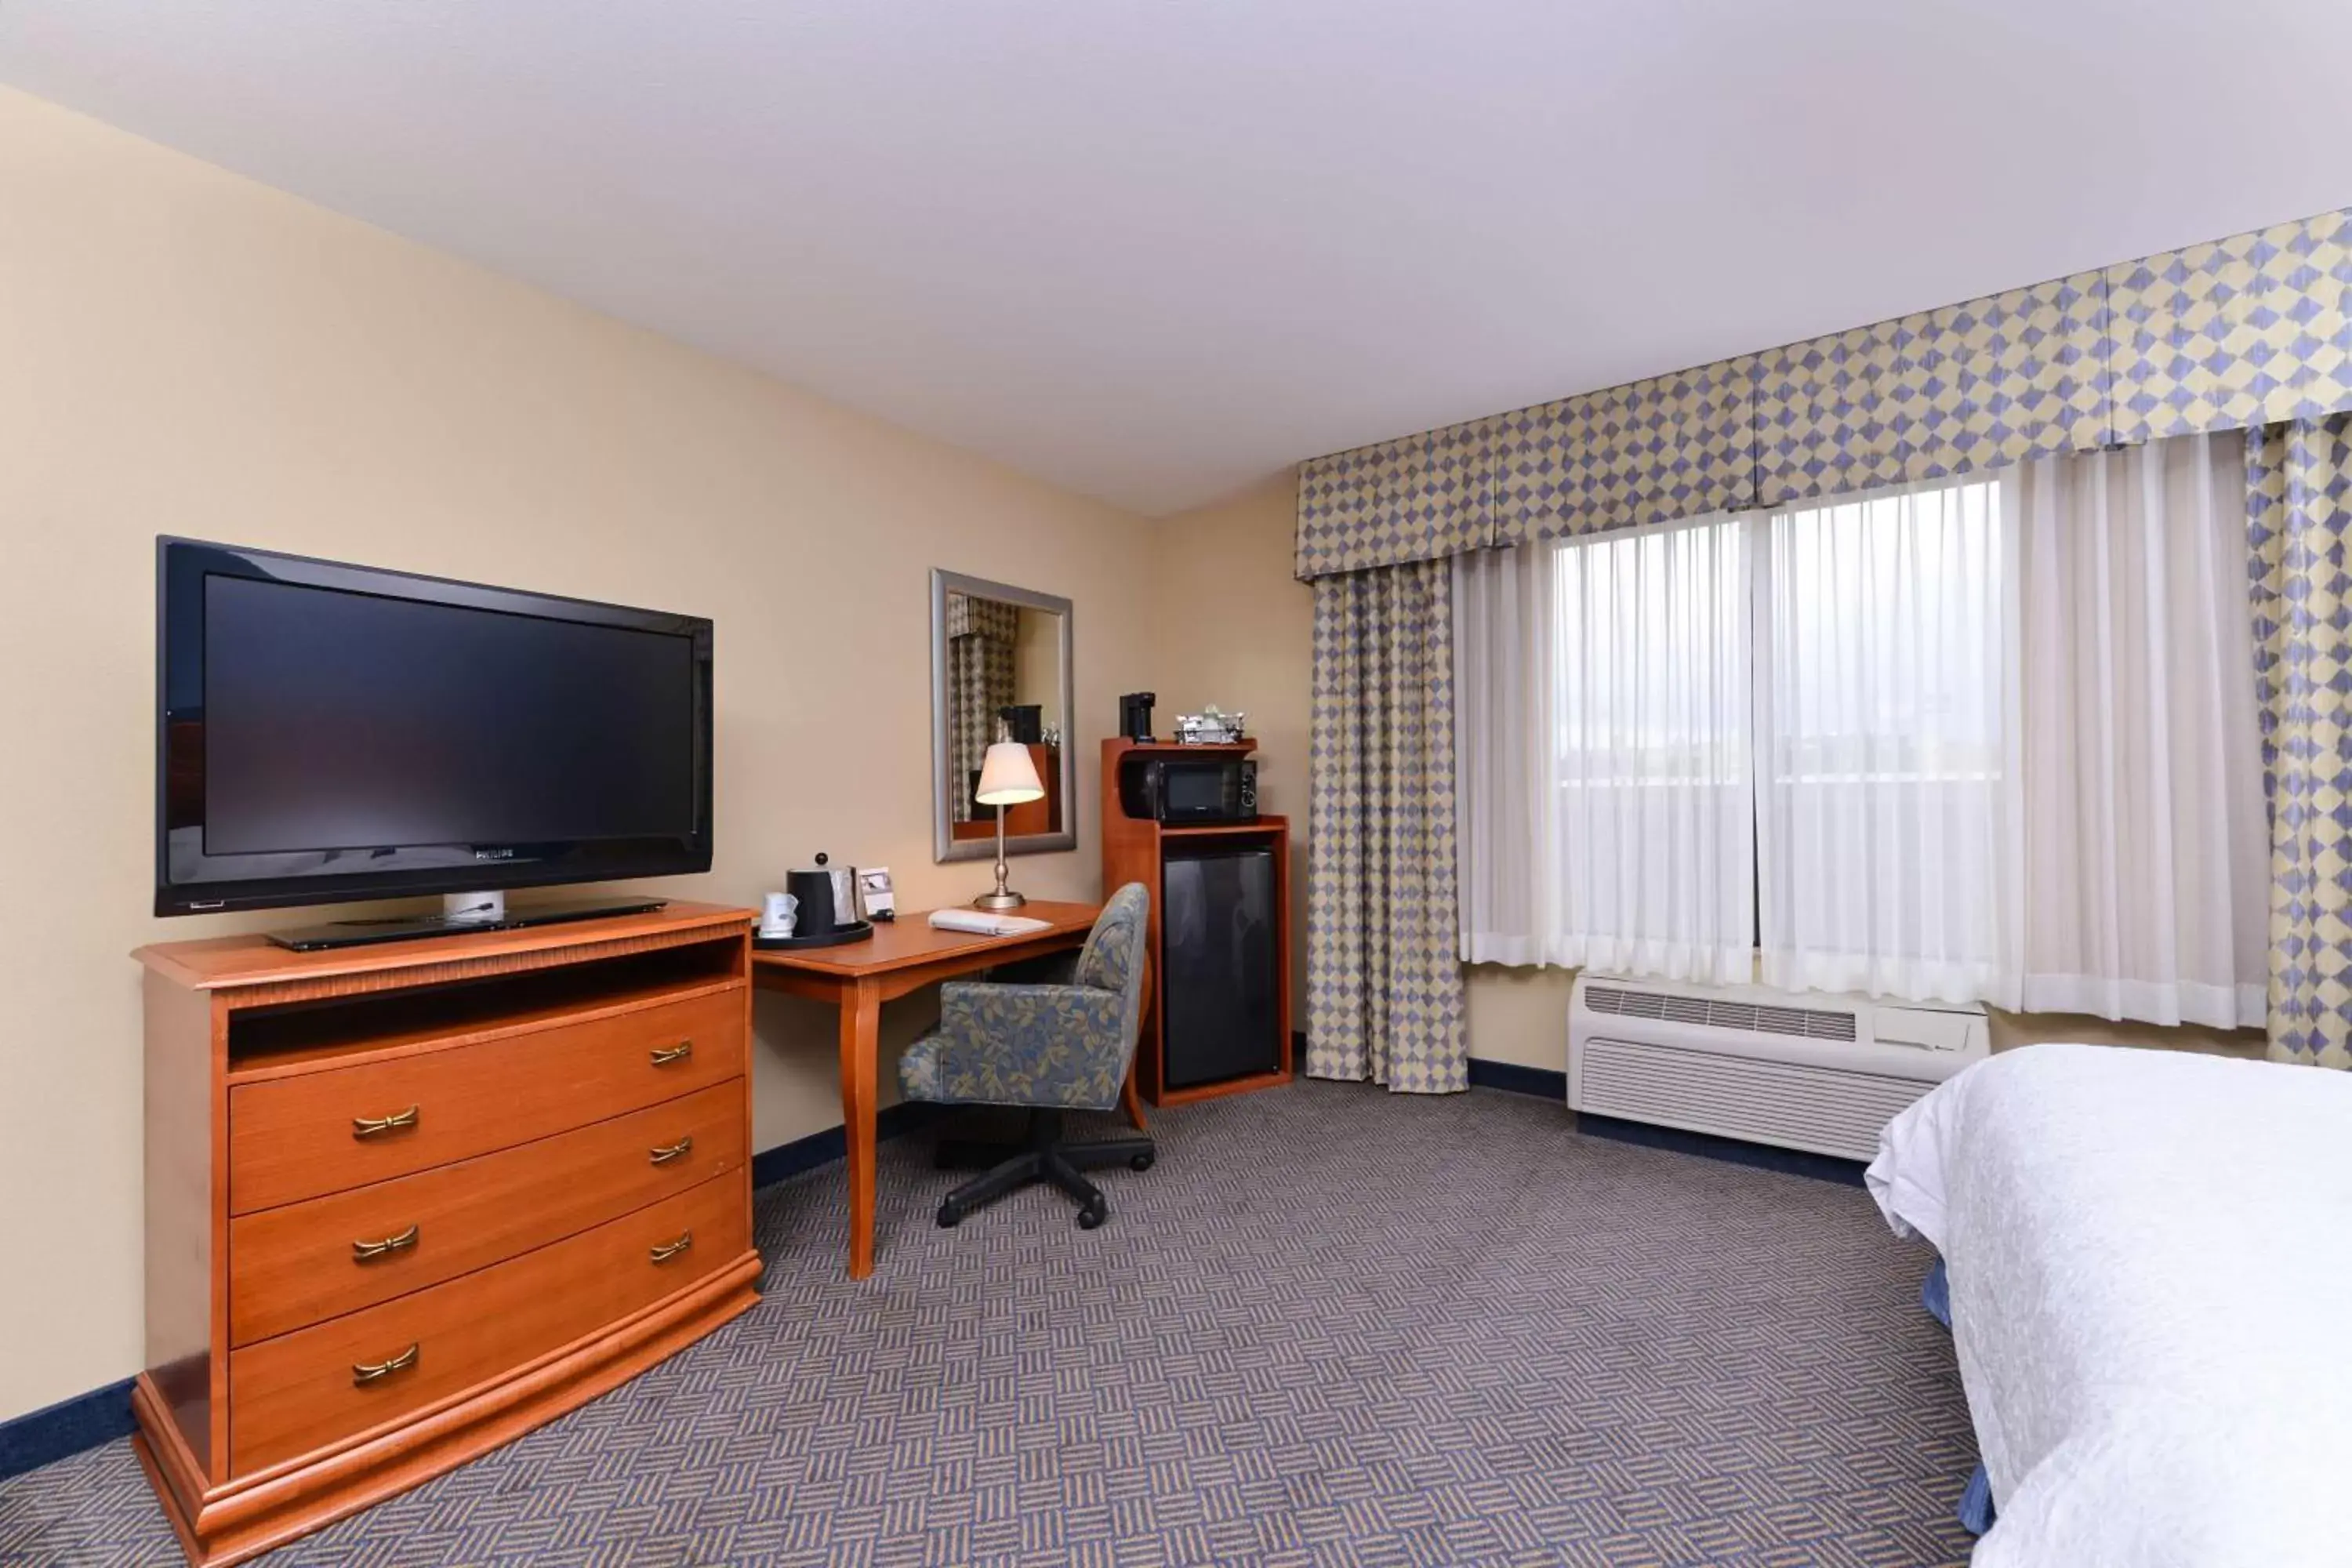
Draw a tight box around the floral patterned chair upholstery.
[898,884,1154,1229]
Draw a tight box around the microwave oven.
[1118,755,1258,824]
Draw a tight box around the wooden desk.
[751,901,1138,1278]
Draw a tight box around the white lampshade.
[974,740,1045,806]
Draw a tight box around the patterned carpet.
[0,1081,1976,1567]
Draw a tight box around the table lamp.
[972,739,1045,910]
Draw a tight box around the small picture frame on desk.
[858,867,897,921]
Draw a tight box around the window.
[1548,517,1754,981]
[1756,477,2007,1001]
[1455,472,2010,1001]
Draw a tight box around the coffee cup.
[760,891,799,938]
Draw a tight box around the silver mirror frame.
[930,568,1077,863]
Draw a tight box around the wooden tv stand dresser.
[131,902,762,1566]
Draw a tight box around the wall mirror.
[931,568,1076,862]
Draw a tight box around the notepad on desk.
[927,909,1054,938]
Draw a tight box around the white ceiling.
[8,2,2352,516]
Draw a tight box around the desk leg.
[838,978,882,1279]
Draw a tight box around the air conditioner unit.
[1567,972,1988,1162]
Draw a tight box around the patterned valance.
[1294,417,1497,577]
[1298,207,2352,578]
[1490,360,1754,546]
[944,591,1020,644]
[2108,209,2352,445]
[1753,270,2108,507]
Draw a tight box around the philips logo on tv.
[474,848,516,861]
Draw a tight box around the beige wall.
[0,88,1160,1423]
[1011,605,1062,731]
[1986,1008,2263,1060]
[1147,474,1315,1001]
[1461,963,2264,1076]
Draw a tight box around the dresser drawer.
[229,986,744,1214]
[229,1170,746,1476]
[229,1080,746,1346]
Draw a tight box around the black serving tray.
[753,919,876,952]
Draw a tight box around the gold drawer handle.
[649,1232,694,1264]
[352,1343,419,1385]
[649,1041,694,1066]
[649,1136,694,1167]
[351,1105,419,1138]
[351,1224,419,1262]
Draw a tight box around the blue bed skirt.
[1922,1255,1995,1537]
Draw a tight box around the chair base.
[934,1109,1154,1230]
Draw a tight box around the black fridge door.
[1161,844,1283,1088]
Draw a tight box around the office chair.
[898,883,1154,1229]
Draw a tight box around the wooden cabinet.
[131,902,762,1567]
[1100,739,1294,1105]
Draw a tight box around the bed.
[1865,1043,2352,1567]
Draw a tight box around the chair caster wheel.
[1130,1150,1155,1172]
[936,1201,963,1229]
[1076,1197,1109,1230]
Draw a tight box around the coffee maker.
[786,852,858,934]
[1120,691,1156,742]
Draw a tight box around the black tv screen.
[158,539,713,916]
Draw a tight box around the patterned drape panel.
[2111,211,2352,445]
[1305,560,1468,1092]
[1294,418,1497,578]
[1751,271,2110,506]
[1489,360,1755,546]
[2247,414,2352,1069]
[946,593,1020,823]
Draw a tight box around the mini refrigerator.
[1160,844,1284,1088]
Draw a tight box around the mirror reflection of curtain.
[946,592,1020,821]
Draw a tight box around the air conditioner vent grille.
[1584,984,1857,1042]
[1577,1036,1927,1161]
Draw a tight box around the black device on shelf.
[1117,753,1257,824]
[1119,691,1155,742]
[997,703,1044,745]
[1160,844,1284,1089]
[155,538,714,926]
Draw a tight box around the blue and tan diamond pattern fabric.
[1752,270,2110,507]
[1285,205,2352,1080]
[1489,359,1755,546]
[898,884,1150,1110]
[1297,210,2352,574]
[944,591,1022,823]
[1305,559,1468,1093]
[1294,416,1498,578]
[2111,210,2352,445]
[2246,416,2352,1071]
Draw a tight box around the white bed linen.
[1867,1044,2352,1567]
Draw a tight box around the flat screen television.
[157,539,713,927]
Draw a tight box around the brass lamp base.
[974,791,1034,912]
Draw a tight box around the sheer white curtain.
[1454,517,1754,982]
[2008,433,2268,1027]
[1755,476,2014,1003]
[1458,440,2267,1020]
